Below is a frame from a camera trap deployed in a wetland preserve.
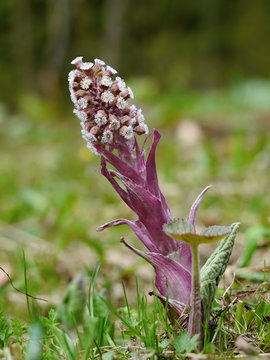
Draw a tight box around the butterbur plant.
[69,57,240,351]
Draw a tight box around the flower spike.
[69,57,148,154]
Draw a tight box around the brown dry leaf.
[235,336,258,356]
[185,353,208,359]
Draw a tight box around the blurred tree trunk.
[38,0,74,102]
[100,0,130,68]
[10,0,36,93]
[193,0,222,88]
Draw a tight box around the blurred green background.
[2,0,270,104]
[0,0,270,318]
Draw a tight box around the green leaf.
[173,332,199,355]
[159,338,172,350]
[94,294,110,319]
[25,323,43,360]
[200,222,240,323]
[164,218,195,236]
[164,220,231,246]
[240,225,270,267]
[202,225,231,238]
[50,325,77,359]
[102,351,115,360]
[56,273,85,328]
[99,296,141,338]
[82,316,99,350]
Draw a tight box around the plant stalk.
[188,244,203,351]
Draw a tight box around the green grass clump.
[1,261,270,359]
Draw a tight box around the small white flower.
[94,58,106,66]
[101,130,113,144]
[69,70,81,104]
[80,62,93,70]
[129,118,136,126]
[80,77,92,90]
[137,109,145,124]
[70,89,77,104]
[68,70,76,85]
[116,96,127,110]
[129,104,137,117]
[73,109,88,122]
[116,76,126,91]
[101,76,113,87]
[135,123,149,135]
[106,65,117,74]
[121,125,134,140]
[127,87,134,99]
[94,112,107,126]
[87,142,99,155]
[109,118,120,130]
[143,123,149,134]
[101,90,114,104]
[76,98,88,109]
[71,56,83,65]
[82,129,97,142]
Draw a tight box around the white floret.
[94,112,107,126]
[80,62,94,70]
[137,109,145,124]
[73,109,88,122]
[129,105,137,117]
[122,126,134,140]
[140,123,149,134]
[94,58,106,66]
[81,129,97,142]
[116,96,127,110]
[101,130,113,144]
[127,87,134,99]
[106,65,117,74]
[70,89,77,104]
[86,142,99,155]
[80,77,92,90]
[101,76,113,87]
[68,70,76,85]
[76,98,88,109]
[71,56,83,65]
[116,76,126,91]
[143,123,149,134]
[109,118,120,130]
[129,118,136,126]
[101,90,114,104]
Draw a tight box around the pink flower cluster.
[68,57,148,154]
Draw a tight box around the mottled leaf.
[200,222,240,323]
